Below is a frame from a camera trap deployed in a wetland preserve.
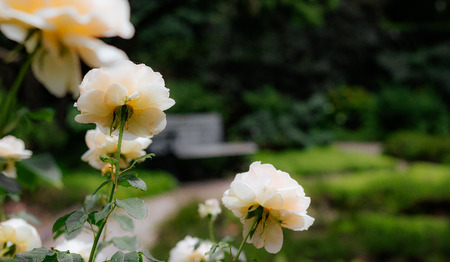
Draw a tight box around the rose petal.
[104,83,129,107]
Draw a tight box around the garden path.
[39,178,233,257]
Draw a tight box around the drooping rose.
[75,60,175,140]
[0,218,41,257]
[222,161,314,254]
[0,135,32,178]
[81,128,151,170]
[0,0,134,98]
[198,198,222,220]
[55,238,105,262]
[169,236,223,262]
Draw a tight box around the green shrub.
[252,146,396,176]
[164,80,226,114]
[316,163,450,213]
[369,86,449,138]
[384,131,450,163]
[347,214,450,261]
[327,85,374,130]
[235,88,332,149]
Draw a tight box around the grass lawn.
[150,147,450,262]
[252,146,397,176]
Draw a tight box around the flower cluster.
[0,1,316,261]
[81,128,151,171]
[169,236,223,262]
[0,0,134,97]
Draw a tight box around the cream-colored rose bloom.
[0,135,32,178]
[0,218,42,257]
[81,128,151,170]
[75,60,175,140]
[222,161,314,254]
[0,0,134,98]
[198,198,222,220]
[55,239,105,262]
[169,236,223,262]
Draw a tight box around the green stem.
[208,217,215,243]
[88,202,116,262]
[88,106,127,262]
[233,218,259,262]
[0,32,40,135]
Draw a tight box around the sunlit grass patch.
[314,163,450,213]
[252,146,397,176]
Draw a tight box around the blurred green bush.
[369,86,449,138]
[234,86,332,149]
[383,131,450,163]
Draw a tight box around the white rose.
[81,128,152,170]
[0,135,32,178]
[75,60,175,140]
[169,236,223,262]
[55,238,105,262]
[0,218,41,257]
[198,198,222,220]
[0,0,134,97]
[222,161,314,254]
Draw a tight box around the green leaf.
[91,178,112,195]
[113,214,134,232]
[112,236,139,251]
[93,203,113,224]
[99,154,118,166]
[0,172,21,193]
[84,194,101,211]
[139,250,163,262]
[129,153,154,168]
[15,247,56,261]
[118,174,147,191]
[53,212,75,238]
[27,108,55,122]
[65,209,88,234]
[56,251,84,262]
[110,251,142,262]
[16,154,62,188]
[97,240,112,253]
[116,198,147,220]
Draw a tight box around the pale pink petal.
[75,89,111,118]
[65,34,129,68]
[133,83,175,111]
[259,190,283,209]
[115,108,166,140]
[263,219,283,254]
[230,181,257,204]
[104,83,129,107]
[0,23,29,43]
[31,45,81,98]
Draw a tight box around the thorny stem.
[88,106,127,262]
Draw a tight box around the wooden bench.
[148,113,258,159]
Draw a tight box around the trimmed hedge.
[384,131,450,163]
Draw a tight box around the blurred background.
[1,0,450,261]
